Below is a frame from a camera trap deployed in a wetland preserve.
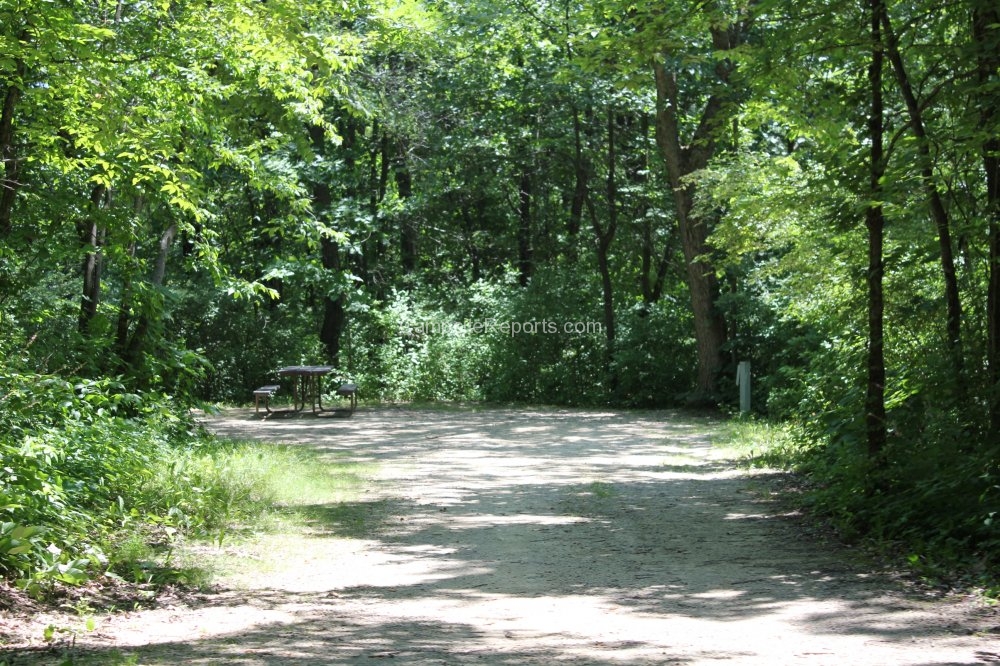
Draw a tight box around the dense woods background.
[2,0,999,591]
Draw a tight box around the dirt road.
[7,407,1000,664]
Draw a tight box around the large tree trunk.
[867,0,888,460]
[650,19,749,400]
[973,3,1000,433]
[880,7,963,386]
[0,57,25,237]
[587,107,619,390]
[652,49,734,400]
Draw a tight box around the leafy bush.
[0,371,192,592]
[177,283,323,403]
[613,300,696,407]
[735,406,1000,587]
[341,271,700,408]
[477,270,610,406]
[347,288,490,402]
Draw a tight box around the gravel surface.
[2,406,998,664]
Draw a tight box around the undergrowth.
[720,416,1000,597]
[0,370,370,598]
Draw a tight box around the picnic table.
[254,366,356,415]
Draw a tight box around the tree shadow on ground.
[5,407,988,665]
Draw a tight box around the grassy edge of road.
[3,409,995,665]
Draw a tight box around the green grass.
[712,417,803,467]
[105,438,377,587]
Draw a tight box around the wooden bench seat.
[336,383,357,413]
[254,384,280,415]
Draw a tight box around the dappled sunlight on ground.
[5,406,994,665]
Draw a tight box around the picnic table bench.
[336,382,358,413]
[253,367,357,416]
[253,384,280,415]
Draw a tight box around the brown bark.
[78,185,108,334]
[652,26,738,399]
[867,0,887,460]
[0,57,25,236]
[880,8,963,383]
[973,3,1000,433]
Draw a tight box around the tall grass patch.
[134,438,374,541]
[144,439,378,584]
[714,417,802,467]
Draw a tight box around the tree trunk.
[314,121,348,366]
[115,241,137,355]
[587,107,619,389]
[320,236,346,366]
[973,3,1000,433]
[880,7,963,385]
[78,185,107,334]
[569,104,588,241]
[360,120,384,288]
[867,0,888,460]
[517,170,533,286]
[151,222,176,287]
[362,127,392,298]
[122,222,177,369]
[313,174,345,365]
[395,138,417,275]
[652,56,731,400]
[641,224,676,306]
[650,18,749,399]
[0,57,25,236]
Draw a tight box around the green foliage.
[613,301,697,407]
[136,439,287,541]
[178,284,323,404]
[0,362,361,591]
[0,371,185,591]
[718,417,804,468]
[2,0,999,595]
[479,270,609,406]
[338,272,698,408]
[348,287,491,402]
[725,414,1000,586]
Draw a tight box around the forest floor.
[2,405,1000,665]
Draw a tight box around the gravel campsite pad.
[3,406,999,664]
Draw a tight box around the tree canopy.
[2,0,999,588]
